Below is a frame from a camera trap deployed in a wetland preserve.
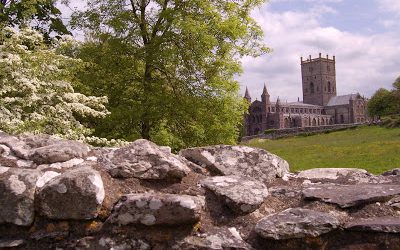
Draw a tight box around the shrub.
[264,129,277,135]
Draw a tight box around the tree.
[0,0,69,40]
[392,76,400,114]
[0,27,109,140]
[367,88,396,117]
[70,0,268,150]
[394,76,400,90]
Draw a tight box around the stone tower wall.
[301,54,337,106]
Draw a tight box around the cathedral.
[244,54,368,136]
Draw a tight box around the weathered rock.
[18,134,62,149]
[179,145,289,183]
[0,144,8,155]
[0,168,41,226]
[387,196,400,209]
[176,227,251,250]
[108,193,204,226]
[30,140,89,164]
[72,236,150,250]
[35,171,61,188]
[254,208,340,240]
[36,166,105,220]
[296,168,370,181]
[0,154,34,168]
[302,184,400,208]
[269,186,301,198]
[30,223,70,240]
[178,155,209,175]
[0,239,25,248]
[345,217,400,233]
[201,175,268,214]
[382,168,400,176]
[36,158,85,172]
[0,132,31,159]
[105,139,191,180]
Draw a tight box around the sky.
[59,0,400,102]
[237,0,400,102]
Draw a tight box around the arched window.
[310,82,315,94]
[312,118,317,126]
[284,118,290,128]
[328,82,331,92]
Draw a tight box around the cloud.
[238,3,400,102]
[376,0,400,13]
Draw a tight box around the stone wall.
[241,123,361,141]
[1,131,399,250]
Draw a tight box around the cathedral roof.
[285,102,323,108]
[326,94,359,106]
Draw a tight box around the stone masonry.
[0,132,399,250]
[244,54,369,136]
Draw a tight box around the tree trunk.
[141,120,150,139]
[140,63,152,140]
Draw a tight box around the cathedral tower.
[244,87,251,103]
[301,53,337,106]
[261,83,270,112]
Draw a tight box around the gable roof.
[326,94,358,106]
[285,102,323,108]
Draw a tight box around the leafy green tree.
[0,0,69,40]
[393,76,400,89]
[367,88,396,117]
[0,27,110,141]
[71,0,267,150]
[391,76,400,114]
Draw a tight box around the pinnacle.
[245,86,251,99]
[262,83,269,95]
[276,96,281,106]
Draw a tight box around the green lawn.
[244,126,400,174]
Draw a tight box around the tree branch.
[129,0,148,44]
[150,0,169,39]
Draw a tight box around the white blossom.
[0,28,117,145]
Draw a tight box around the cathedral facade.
[244,54,368,136]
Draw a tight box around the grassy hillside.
[244,126,400,174]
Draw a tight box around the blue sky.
[271,0,381,33]
[238,0,400,102]
[60,0,400,102]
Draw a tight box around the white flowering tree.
[0,27,110,141]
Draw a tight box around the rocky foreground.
[0,132,400,250]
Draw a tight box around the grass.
[244,126,400,174]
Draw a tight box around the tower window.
[328,82,331,92]
[310,82,314,94]
[327,66,330,71]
